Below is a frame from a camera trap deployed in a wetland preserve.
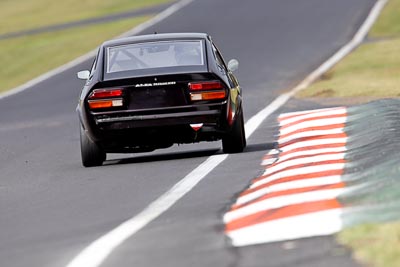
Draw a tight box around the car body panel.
[77,33,243,153]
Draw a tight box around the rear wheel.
[222,109,246,153]
[80,126,106,167]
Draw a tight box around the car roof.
[101,33,210,48]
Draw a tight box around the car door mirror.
[77,70,90,80]
[228,59,239,72]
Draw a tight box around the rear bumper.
[95,109,221,129]
[91,102,226,129]
[84,102,229,148]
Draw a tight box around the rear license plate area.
[128,87,187,109]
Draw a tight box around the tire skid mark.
[225,107,349,246]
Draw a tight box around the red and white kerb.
[225,107,348,246]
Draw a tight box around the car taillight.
[88,88,124,110]
[189,81,224,91]
[89,89,123,99]
[188,81,226,101]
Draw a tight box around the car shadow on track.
[244,142,276,153]
[103,141,276,166]
[106,148,221,166]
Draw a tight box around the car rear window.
[106,40,205,74]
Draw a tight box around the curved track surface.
[0,0,375,266]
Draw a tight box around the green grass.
[0,0,174,93]
[296,37,400,98]
[0,0,170,35]
[296,0,400,99]
[370,0,400,37]
[0,15,151,92]
[338,222,400,267]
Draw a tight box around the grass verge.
[0,0,175,93]
[0,15,152,93]
[296,0,400,99]
[296,0,400,266]
[338,223,400,267]
[0,0,170,35]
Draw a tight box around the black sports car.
[77,33,245,167]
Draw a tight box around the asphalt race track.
[0,0,376,266]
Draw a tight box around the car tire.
[80,125,106,167]
[222,108,246,153]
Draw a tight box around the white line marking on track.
[66,154,227,267]
[66,0,388,264]
[245,94,293,139]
